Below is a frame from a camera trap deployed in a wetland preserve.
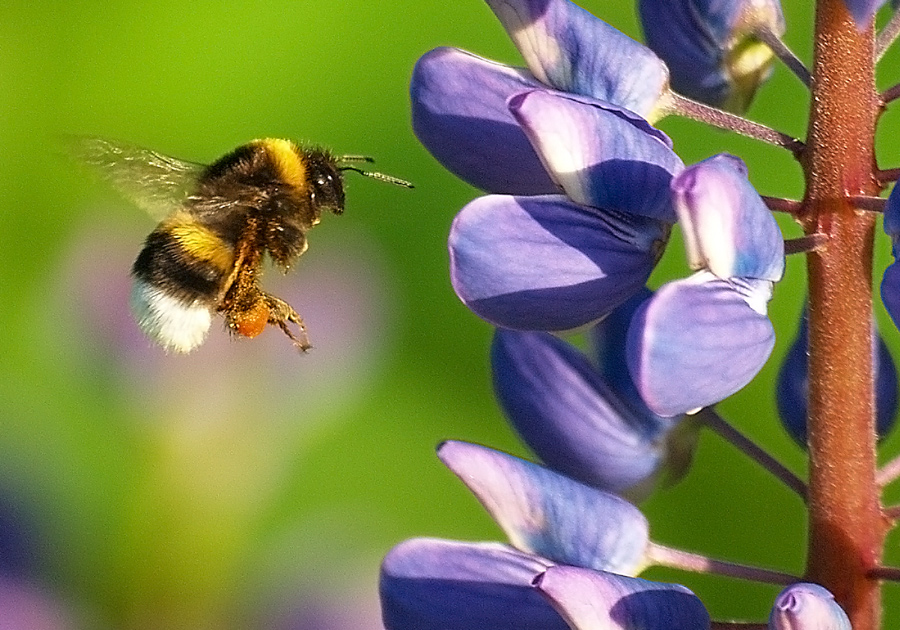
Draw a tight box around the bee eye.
[317,177,327,186]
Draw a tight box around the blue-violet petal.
[449,194,669,331]
[380,538,567,630]
[776,308,898,446]
[410,47,557,194]
[672,154,784,282]
[484,0,670,120]
[510,90,683,222]
[627,272,776,417]
[438,440,651,574]
[492,328,666,496]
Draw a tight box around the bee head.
[305,150,346,214]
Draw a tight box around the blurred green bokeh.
[1,1,899,628]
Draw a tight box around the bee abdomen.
[130,219,235,353]
[130,281,213,353]
[131,229,229,302]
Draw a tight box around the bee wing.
[71,136,207,220]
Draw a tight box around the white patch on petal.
[130,280,212,353]
[494,4,564,87]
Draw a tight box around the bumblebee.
[76,137,412,353]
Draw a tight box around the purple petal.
[672,154,784,282]
[883,181,900,244]
[882,185,900,331]
[483,0,669,119]
[777,308,898,446]
[449,194,669,330]
[535,565,710,630]
[841,0,888,28]
[590,291,702,488]
[509,90,683,222]
[638,0,784,112]
[491,329,667,497]
[410,47,557,194]
[768,583,850,630]
[437,441,651,574]
[883,262,900,333]
[380,538,567,630]
[591,288,658,414]
[627,273,776,417]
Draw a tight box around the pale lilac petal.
[484,0,670,119]
[627,273,776,417]
[380,538,566,630]
[491,329,666,495]
[410,47,556,194]
[449,194,669,330]
[437,441,651,575]
[768,583,850,630]
[639,0,784,112]
[672,154,784,282]
[509,90,683,222]
[535,565,710,630]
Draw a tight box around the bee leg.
[264,294,312,352]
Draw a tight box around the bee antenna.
[340,166,414,189]
[337,154,376,164]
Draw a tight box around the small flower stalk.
[386,0,900,628]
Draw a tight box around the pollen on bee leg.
[230,299,270,339]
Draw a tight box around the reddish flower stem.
[801,2,886,629]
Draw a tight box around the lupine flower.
[395,1,873,629]
[448,90,681,331]
[776,308,898,446]
[381,538,713,630]
[379,442,712,630]
[638,0,786,113]
[410,0,668,195]
[410,0,674,197]
[414,0,686,332]
[768,583,851,630]
[626,155,784,417]
[491,290,700,502]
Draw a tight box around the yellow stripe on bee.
[256,138,307,191]
[165,214,234,272]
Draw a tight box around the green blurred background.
[0,1,899,628]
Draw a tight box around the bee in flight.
[76,137,412,353]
